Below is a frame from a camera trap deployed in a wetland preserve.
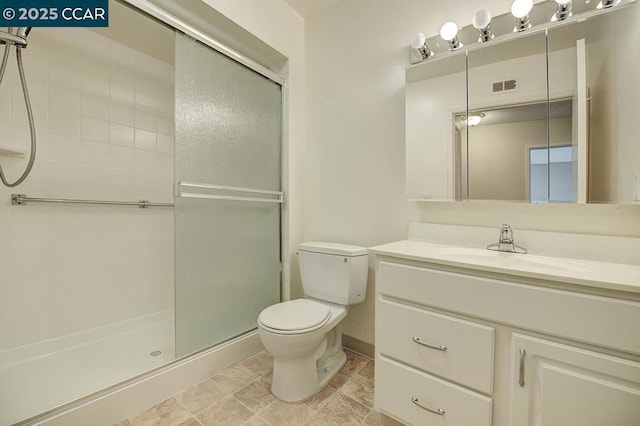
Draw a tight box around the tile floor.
[114,349,383,426]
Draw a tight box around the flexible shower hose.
[0,28,36,187]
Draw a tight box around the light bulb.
[472,9,492,30]
[440,22,459,41]
[466,114,483,127]
[511,0,533,18]
[552,0,572,21]
[410,32,434,61]
[411,33,426,50]
[597,0,619,9]
[473,9,494,42]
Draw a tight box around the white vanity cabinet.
[510,334,640,426]
[372,244,640,426]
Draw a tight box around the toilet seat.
[258,299,331,335]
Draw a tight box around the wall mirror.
[406,1,640,204]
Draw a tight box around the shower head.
[0,28,29,48]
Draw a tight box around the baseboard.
[380,413,405,426]
[29,331,263,426]
[343,335,374,359]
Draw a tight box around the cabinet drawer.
[376,356,492,426]
[377,261,640,355]
[378,300,494,394]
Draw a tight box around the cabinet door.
[510,334,640,426]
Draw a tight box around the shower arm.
[0,29,13,81]
[0,27,36,188]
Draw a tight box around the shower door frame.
[126,0,284,86]
[17,0,289,424]
[128,0,289,331]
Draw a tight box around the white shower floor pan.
[0,311,175,425]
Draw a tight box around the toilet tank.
[298,242,369,305]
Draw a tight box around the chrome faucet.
[487,224,527,254]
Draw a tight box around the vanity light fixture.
[552,0,573,21]
[511,0,533,32]
[596,0,621,9]
[410,32,434,60]
[472,9,494,42]
[440,21,462,50]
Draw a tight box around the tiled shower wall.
[0,28,175,350]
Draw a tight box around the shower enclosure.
[174,34,282,357]
[0,1,283,424]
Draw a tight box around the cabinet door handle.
[411,396,445,415]
[412,336,447,351]
[519,348,526,387]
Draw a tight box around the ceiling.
[284,0,343,18]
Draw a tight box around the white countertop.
[370,240,640,294]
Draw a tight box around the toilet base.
[270,349,347,402]
[317,349,347,391]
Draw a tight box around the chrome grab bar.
[411,397,445,416]
[412,336,447,351]
[11,194,173,208]
[11,182,284,208]
[177,181,284,204]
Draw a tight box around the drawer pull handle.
[412,336,447,351]
[519,348,526,387]
[411,396,445,416]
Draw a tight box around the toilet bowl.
[257,242,368,402]
[258,299,348,401]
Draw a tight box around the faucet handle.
[488,224,527,254]
[499,224,513,240]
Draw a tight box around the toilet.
[257,242,369,402]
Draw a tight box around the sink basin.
[434,245,593,273]
[436,246,498,257]
[512,255,593,273]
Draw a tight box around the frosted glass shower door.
[174,34,282,357]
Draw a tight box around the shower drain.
[146,349,164,358]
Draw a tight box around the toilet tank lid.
[299,242,368,257]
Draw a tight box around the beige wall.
[467,117,572,201]
[406,68,465,200]
[589,47,617,203]
[586,4,640,204]
[305,0,640,346]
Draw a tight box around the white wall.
[305,0,640,346]
[0,28,174,349]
